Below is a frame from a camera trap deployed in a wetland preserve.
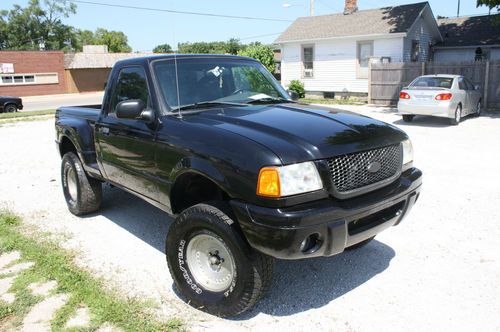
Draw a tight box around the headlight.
[257,161,323,197]
[402,139,414,169]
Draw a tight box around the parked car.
[0,96,23,113]
[398,74,482,125]
[55,54,422,317]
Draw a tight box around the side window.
[464,78,475,90]
[457,78,466,90]
[109,66,149,114]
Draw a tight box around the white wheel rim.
[186,233,235,293]
[67,168,78,201]
[477,102,481,114]
[456,107,461,122]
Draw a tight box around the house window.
[0,73,57,86]
[411,40,420,62]
[357,41,373,79]
[302,45,314,78]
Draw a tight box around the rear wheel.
[61,152,102,215]
[450,105,461,125]
[166,202,274,317]
[402,115,414,123]
[4,104,17,113]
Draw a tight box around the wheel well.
[4,103,16,109]
[60,136,77,157]
[171,172,230,214]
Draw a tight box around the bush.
[238,44,275,73]
[288,80,305,98]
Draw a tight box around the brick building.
[0,46,152,97]
[0,51,67,96]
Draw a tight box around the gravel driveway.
[0,107,499,331]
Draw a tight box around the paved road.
[0,107,499,331]
[20,92,104,112]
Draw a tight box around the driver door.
[95,65,159,200]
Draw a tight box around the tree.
[177,38,242,55]
[93,28,131,53]
[153,43,173,53]
[0,0,76,50]
[477,0,500,11]
[238,44,276,73]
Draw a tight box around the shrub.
[288,80,305,98]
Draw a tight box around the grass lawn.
[0,110,56,120]
[0,211,182,331]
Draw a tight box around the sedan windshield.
[153,57,291,111]
[409,77,454,89]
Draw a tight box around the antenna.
[171,1,182,119]
[457,0,460,17]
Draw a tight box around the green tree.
[0,0,76,50]
[177,38,242,55]
[93,28,131,53]
[153,43,173,53]
[477,0,500,11]
[288,80,305,98]
[238,44,276,73]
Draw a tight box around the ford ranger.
[55,54,422,317]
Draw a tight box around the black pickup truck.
[55,54,422,317]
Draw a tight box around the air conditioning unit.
[303,69,314,78]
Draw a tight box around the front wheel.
[61,152,102,215]
[166,202,274,317]
[475,101,482,117]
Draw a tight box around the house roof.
[275,2,429,43]
[437,14,500,48]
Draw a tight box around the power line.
[239,32,283,41]
[68,0,293,22]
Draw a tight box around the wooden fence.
[369,60,500,110]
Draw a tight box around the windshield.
[409,76,454,89]
[153,57,290,111]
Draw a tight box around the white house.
[275,1,442,96]
[434,14,500,62]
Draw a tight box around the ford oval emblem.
[367,161,381,173]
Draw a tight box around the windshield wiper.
[245,96,296,104]
[172,101,247,112]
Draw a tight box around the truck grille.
[327,144,402,198]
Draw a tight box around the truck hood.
[185,103,407,164]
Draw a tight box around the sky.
[1,0,496,52]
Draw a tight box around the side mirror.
[116,99,154,123]
[287,90,300,101]
[474,85,480,91]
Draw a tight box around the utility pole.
[457,0,460,17]
[310,0,314,16]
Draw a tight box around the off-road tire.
[166,202,274,317]
[345,236,375,250]
[402,115,414,123]
[4,104,17,113]
[61,152,102,215]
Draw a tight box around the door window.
[464,78,475,90]
[457,78,466,90]
[109,66,150,115]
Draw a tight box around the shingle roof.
[275,2,428,43]
[437,14,500,47]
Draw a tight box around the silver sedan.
[397,74,482,125]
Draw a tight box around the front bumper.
[231,168,422,260]
[398,100,456,118]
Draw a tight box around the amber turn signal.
[257,167,280,197]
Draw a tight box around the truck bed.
[56,105,101,123]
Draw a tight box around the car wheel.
[345,236,375,250]
[166,202,274,317]
[475,101,481,117]
[61,152,102,215]
[402,115,414,123]
[450,105,461,126]
[5,104,17,113]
